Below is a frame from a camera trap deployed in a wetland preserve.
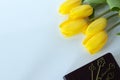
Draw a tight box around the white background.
[0,0,120,80]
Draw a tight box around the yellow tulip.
[69,5,93,19]
[86,18,107,36]
[83,31,108,54]
[81,24,88,34]
[59,0,82,14]
[59,19,88,37]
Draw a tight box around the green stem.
[107,21,120,33]
[90,9,111,21]
[106,13,119,33]
[106,13,118,20]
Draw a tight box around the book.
[64,53,120,80]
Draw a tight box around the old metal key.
[96,58,106,80]
[89,64,96,80]
[106,72,114,80]
[101,63,115,78]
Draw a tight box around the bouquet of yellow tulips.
[58,0,120,54]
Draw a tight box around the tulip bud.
[59,0,82,14]
[83,31,108,54]
[69,5,93,19]
[86,18,107,36]
[59,19,88,37]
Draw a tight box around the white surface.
[0,0,120,80]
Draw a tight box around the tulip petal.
[69,5,93,19]
[91,38,107,53]
[86,18,107,36]
[59,0,81,14]
[59,19,88,37]
[83,35,93,44]
[83,31,108,54]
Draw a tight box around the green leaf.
[82,0,85,2]
[119,10,120,16]
[117,32,120,35]
[84,0,106,4]
[107,0,120,11]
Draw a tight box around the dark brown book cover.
[64,53,120,80]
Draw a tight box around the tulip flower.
[59,19,88,37]
[83,31,108,54]
[59,0,82,14]
[69,5,93,19]
[86,18,107,36]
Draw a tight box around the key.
[96,57,105,80]
[101,63,115,78]
[106,72,114,80]
[89,64,96,80]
